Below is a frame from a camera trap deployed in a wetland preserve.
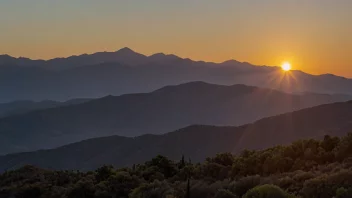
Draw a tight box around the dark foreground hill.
[1,48,352,102]
[1,132,352,198]
[1,100,352,171]
[0,82,349,155]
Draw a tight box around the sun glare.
[282,62,291,71]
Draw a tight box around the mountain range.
[1,48,352,102]
[0,81,350,155]
[1,100,352,172]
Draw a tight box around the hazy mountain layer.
[1,100,352,171]
[0,99,90,118]
[0,82,350,155]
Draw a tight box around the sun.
[281,62,291,71]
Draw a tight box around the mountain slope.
[1,100,352,171]
[0,82,350,155]
[0,99,91,118]
[1,48,352,102]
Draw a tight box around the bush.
[129,180,175,198]
[213,189,239,198]
[243,184,295,198]
[292,171,315,182]
[231,175,261,196]
[276,176,294,189]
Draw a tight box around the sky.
[1,0,351,77]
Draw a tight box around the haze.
[1,0,351,77]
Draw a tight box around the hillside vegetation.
[1,133,352,198]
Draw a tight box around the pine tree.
[185,174,190,198]
[185,157,192,198]
[179,155,185,169]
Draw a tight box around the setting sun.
[282,62,291,71]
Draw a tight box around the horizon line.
[0,47,350,79]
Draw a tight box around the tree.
[96,165,115,182]
[68,179,95,198]
[185,177,190,198]
[179,155,186,169]
[146,155,177,178]
[129,180,174,198]
[321,135,340,152]
[16,185,42,198]
[335,133,352,161]
[231,175,261,197]
[206,153,234,166]
[105,171,140,197]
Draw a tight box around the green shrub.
[243,184,295,198]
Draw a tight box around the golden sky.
[1,1,351,77]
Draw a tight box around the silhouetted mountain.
[1,100,352,171]
[0,98,91,118]
[1,48,352,102]
[46,47,148,70]
[0,48,146,70]
[0,82,349,155]
[0,55,45,67]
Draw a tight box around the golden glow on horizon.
[0,1,351,77]
[282,62,291,71]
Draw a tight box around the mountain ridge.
[1,100,352,171]
[0,81,350,155]
[1,47,349,79]
[1,48,352,103]
[0,98,91,118]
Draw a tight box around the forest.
[1,133,352,198]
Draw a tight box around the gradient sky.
[1,0,351,77]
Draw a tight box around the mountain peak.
[148,53,182,63]
[149,52,166,57]
[221,59,241,64]
[0,54,16,60]
[149,52,180,58]
[319,73,349,80]
[116,47,136,53]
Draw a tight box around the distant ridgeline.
[1,48,352,103]
[1,133,352,198]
